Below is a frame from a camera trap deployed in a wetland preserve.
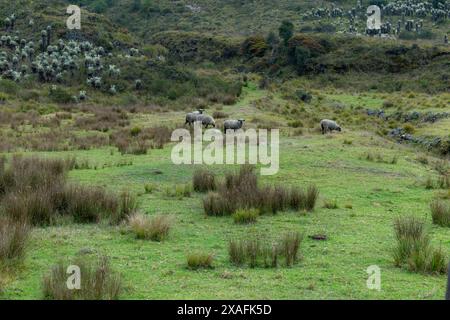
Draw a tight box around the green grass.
[0,79,449,300]
[1,125,448,299]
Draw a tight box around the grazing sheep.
[224,119,245,133]
[201,115,216,128]
[320,119,342,134]
[446,262,450,300]
[192,109,205,115]
[185,109,204,126]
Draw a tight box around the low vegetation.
[193,169,217,193]
[430,200,450,227]
[42,256,122,300]
[128,214,173,241]
[0,216,30,265]
[229,232,303,268]
[0,156,136,226]
[392,217,447,275]
[232,208,259,224]
[186,253,214,270]
[203,166,318,216]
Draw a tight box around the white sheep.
[185,109,204,126]
[320,119,342,134]
[201,115,216,128]
[223,119,245,133]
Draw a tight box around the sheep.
[192,108,205,115]
[223,119,245,133]
[320,119,342,134]
[185,109,205,126]
[201,115,216,128]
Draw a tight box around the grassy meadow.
[0,0,449,300]
[1,83,449,300]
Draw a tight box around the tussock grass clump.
[111,126,172,154]
[165,184,192,198]
[203,166,318,216]
[128,214,173,241]
[232,208,259,224]
[116,191,138,223]
[114,137,149,155]
[430,200,450,227]
[0,157,135,226]
[229,232,303,268]
[304,185,319,211]
[0,216,30,264]
[42,256,122,300]
[0,155,66,196]
[393,216,447,274]
[55,185,120,224]
[424,176,435,189]
[193,169,217,192]
[186,253,214,270]
[144,183,157,194]
[323,199,338,209]
[438,175,450,189]
[279,232,302,267]
[363,152,397,165]
[74,109,129,132]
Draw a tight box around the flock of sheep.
[185,109,246,132]
[185,109,341,134]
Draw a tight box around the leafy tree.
[279,20,294,45]
[294,46,311,75]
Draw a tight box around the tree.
[279,20,294,45]
[294,46,311,75]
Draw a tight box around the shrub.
[141,126,172,149]
[130,126,142,137]
[203,166,318,216]
[241,36,268,58]
[229,232,303,268]
[212,111,228,119]
[0,157,132,226]
[0,216,30,264]
[203,192,235,216]
[295,89,312,103]
[42,256,122,300]
[56,185,119,224]
[144,183,157,194]
[49,87,73,104]
[186,253,214,270]
[116,191,137,223]
[193,169,217,192]
[232,208,259,224]
[430,200,450,227]
[438,175,450,189]
[323,199,338,209]
[425,177,435,190]
[305,185,319,211]
[279,232,303,267]
[128,214,173,241]
[289,187,305,211]
[392,216,447,274]
[403,123,416,134]
[165,184,192,198]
